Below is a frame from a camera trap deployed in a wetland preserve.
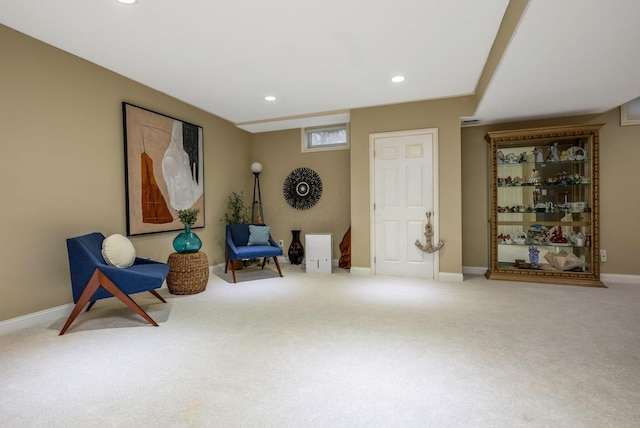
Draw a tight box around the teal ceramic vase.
[173,226,202,254]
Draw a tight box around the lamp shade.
[251,162,263,174]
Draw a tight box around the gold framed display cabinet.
[485,124,604,287]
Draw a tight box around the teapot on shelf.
[570,201,586,213]
[534,203,547,212]
[514,231,527,245]
[568,231,585,247]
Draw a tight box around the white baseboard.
[462,266,639,285]
[601,273,640,285]
[0,303,73,337]
[348,266,463,281]
[438,272,464,282]
[350,267,372,275]
[463,266,488,275]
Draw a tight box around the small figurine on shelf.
[518,151,527,163]
[533,188,541,206]
[547,142,559,162]
[529,169,541,185]
[549,227,568,244]
[533,147,544,163]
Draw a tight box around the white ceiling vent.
[461,117,482,127]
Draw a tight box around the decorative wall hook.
[415,212,444,253]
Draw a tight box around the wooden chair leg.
[149,289,167,303]
[225,259,238,282]
[229,259,237,283]
[60,270,102,335]
[96,271,158,327]
[59,268,160,335]
[85,301,96,312]
[261,257,267,270]
[273,256,283,277]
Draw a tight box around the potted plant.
[221,192,249,269]
[173,208,202,253]
[221,191,249,224]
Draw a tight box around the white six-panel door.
[371,129,438,278]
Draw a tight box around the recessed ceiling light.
[116,0,138,5]
[264,96,276,101]
[391,75,406,83]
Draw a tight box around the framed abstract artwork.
[123,102,204,236]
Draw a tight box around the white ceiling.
[2,0,640,132]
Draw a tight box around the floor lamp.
[251,162,264,224]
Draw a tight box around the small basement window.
[301,124,349,153]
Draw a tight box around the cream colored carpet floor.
[1,262,639,427]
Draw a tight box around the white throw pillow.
[101,234,136,268]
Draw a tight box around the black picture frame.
[123,102,204,236]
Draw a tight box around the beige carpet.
[1,262,639,427]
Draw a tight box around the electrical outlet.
[278,239,284,248]
[600,249,607,262]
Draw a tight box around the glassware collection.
[485,125,603,287]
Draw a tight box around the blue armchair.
[60,232,170,335]
[225,224,283,283]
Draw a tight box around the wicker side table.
[166,251,209,295]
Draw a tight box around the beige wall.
[461,109,640,275]
[3,21,638,324]
[349,97,476,274]
[251,129,351,258]
[0,25,251,321]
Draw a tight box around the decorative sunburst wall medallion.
[283,167,323,210]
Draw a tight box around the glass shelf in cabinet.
[497,261,591,273]
[495,210,590,216]
[498,242,574,247]
[497,182,589,188]
[497,159,589,167]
